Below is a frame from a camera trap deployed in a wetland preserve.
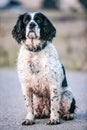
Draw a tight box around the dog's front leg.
[22,86,35,125]
[48,85,61,125]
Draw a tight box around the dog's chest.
[29,57,40,74]
[28,53,50,96]
[18,45,62,97]
[28,53,48,78]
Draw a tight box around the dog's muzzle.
[27,22,37,39]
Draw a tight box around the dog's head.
[12,12,56,51]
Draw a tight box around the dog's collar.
[26,41,48,52]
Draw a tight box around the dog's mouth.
[27,31,37,39]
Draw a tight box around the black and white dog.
[12,12,76,125]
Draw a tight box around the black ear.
[12,14,26,44]
[41,17,56,41]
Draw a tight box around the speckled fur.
[17,42,75,124]
[12,12,76,125]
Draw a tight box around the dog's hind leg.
[60,90,76,120]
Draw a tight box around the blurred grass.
[0,10,87,71]
[0,46,18,67]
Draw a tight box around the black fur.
[62,64,68,87]
[12,12,56,43]
[12,13,28,44]
[69,98,76,113]
[35,12,56,41]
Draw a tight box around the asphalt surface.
[0,69,87,130]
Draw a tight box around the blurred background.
[0,0,87,71]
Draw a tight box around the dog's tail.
[61,64,68,88]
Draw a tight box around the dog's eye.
[24,19,29,24]
[35,17,42,23]
[23,15,30,24]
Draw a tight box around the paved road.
[0,69,87,130]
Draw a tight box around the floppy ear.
[12,14,26,44]
[43,18,56,41]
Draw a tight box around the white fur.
[26,12,40,40]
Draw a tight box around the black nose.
[29,22,36,29]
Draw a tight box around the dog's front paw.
[47,119,61,125]
[22,119,35,125]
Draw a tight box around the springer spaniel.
[12,12,76,125]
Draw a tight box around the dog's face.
[12,12,56,51]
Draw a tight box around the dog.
[12,12,76,125]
